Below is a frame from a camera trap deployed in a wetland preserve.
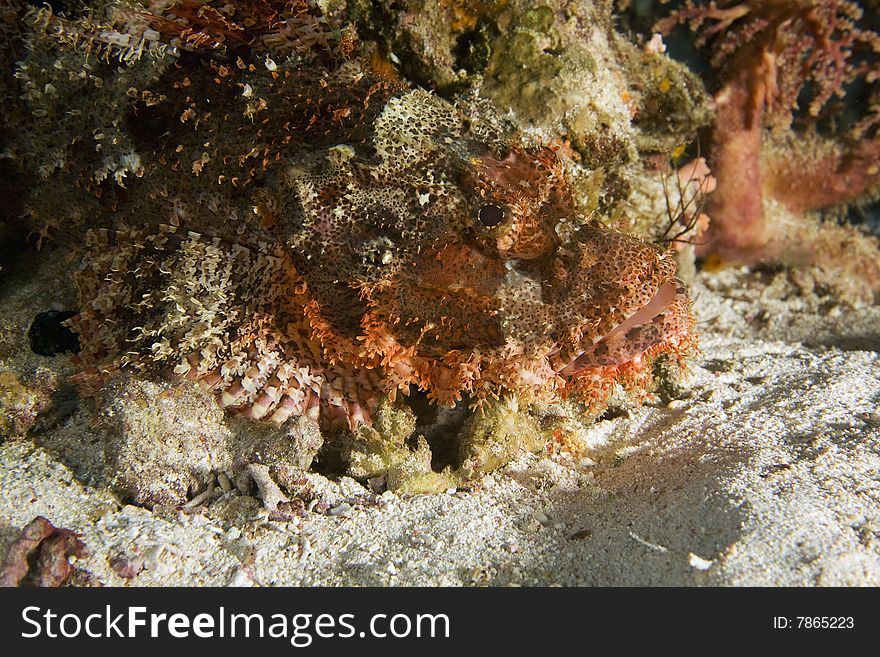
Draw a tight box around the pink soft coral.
[658,0,880,281]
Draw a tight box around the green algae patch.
[456,397,546,480]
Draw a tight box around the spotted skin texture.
[12,3,696,433]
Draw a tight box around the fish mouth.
[557,279,688,377]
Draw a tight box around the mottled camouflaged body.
[13,3,696,431]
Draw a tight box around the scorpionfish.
[8,1,696,432]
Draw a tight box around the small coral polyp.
[8,1,697,463]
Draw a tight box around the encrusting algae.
[0,0,712,501]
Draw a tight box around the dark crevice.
[405,391,471,472]
[28,310,80,356]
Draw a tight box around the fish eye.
[477,203,505,228]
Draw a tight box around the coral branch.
[659,0,880,274]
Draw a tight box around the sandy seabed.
[1,247,879,586]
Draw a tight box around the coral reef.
[657,0,880,303]
[1,0,879,589]
[2,0,708,497]
[331,393,574,492]
[353,0,714,223]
